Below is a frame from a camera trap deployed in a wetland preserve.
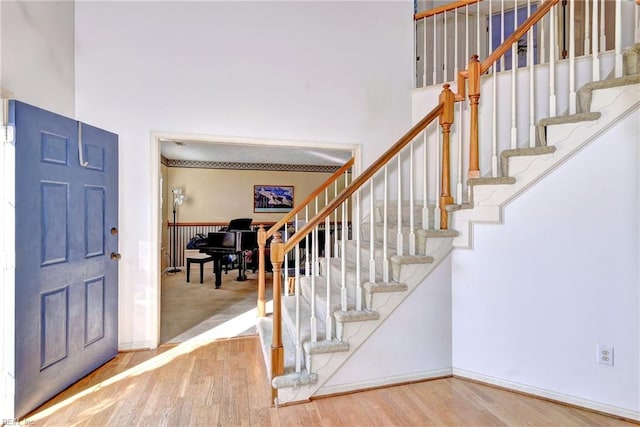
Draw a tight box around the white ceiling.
[161,139,353,167]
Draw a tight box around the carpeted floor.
[160,265,273,344]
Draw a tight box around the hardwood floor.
[24,336,635,426]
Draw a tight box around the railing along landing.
[416,0,633,191]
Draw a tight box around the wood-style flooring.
[24,336,635,426]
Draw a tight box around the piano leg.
[214,256,223,288]
[236,251,247,281]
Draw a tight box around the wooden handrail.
[265,157,355,239]
[480,0,559,74]
[284,101,444,252]
[414,0,481,21]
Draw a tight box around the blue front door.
[12,101,118,417]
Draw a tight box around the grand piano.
[196,218,257,288]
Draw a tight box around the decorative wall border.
[164,158,347,173]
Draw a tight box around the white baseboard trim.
[118,340,153,351]
[453,368,640,422]
[314,368,453,397]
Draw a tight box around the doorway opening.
[150,133,359,346]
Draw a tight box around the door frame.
[1,98,16,419]
[149,132,361,348]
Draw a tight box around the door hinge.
[1,125,15,144]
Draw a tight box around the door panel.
[12,100,118,417]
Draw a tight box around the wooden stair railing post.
[269,231,285,403]
[257,225,267,318]
[439,83,455,229]
[468,54,481,179]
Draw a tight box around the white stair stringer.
[451,81,640,249]
[274,232,454,405]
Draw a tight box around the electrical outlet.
[597,345,614,366]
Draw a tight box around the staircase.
[256,0,640,416]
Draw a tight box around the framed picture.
[254,185,294,213]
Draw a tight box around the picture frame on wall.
[253,185,294,213]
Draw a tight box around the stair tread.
[468,176,516,186]
[363,281,408,293]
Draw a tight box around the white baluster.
[305,205,310,275]
[540,2,546,64]
[383,166,389,282]
[444,11,448,82]
[315,198,319,273]
[592,0,600,81]
[510,0,518,149]
[396,156,403,257]
[615,0,623,77]
[433,15,438,84]
[310,222,317,342]
[500,0,505,72]
[341,200,347,311]
[455,10,459,76]
[569,0,576,114]
[585,0,591,55]
[434,126,441,230]
[294,214,301,372]
[549,3,557,116]
[492,67,498,176]
[369,181,375,283]
[510,52,517,148]
[476,0,480,58]
[528,0,536,148]
[325,187,329,257]
[423,17,428,87]
[456,102,463,200]
[355,189,362,311]
[422,131,430,229]
[599,0,606,52]
[325,209,331,341]
[466,5,469,70]
[409,141,416,256]
[632,2,640,44]
[490,0,498,177]
[334,181,339,258]
[284,228,290,297]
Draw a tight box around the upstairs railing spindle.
[592,0,600,81]
[528,0,536,148]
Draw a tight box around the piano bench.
[186,256,215,284]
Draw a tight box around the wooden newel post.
[439,83,455,230]
[257,225,267,318]
[468,54,481,179]
[269,231,285,403]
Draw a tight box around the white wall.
[451,111,640,418]
[0,1,75,116]
[74,1,414,349]
[319,254,452,394]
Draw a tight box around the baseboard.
[314,368,453,397]
[118,340,153,351]
[453,368,640,422]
